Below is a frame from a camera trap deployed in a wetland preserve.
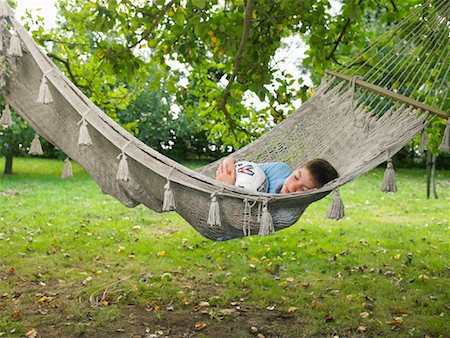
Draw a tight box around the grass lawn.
[0,157,448,337]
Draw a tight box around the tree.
[117,73,224,160]
[0,107,34,174]
[24,0,439,154]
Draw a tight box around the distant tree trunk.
[431,154,438,199]
[426,151,438,199]
[426,151,431,199]
[4,152,13,175]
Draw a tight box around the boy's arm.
[215,158,236,185]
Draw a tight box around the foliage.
[117,74,225,160]
[22,0,433,153]
[0,158,448,336]
[0,98,36,166]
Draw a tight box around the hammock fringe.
[258,204,274,236]
[116,153,130,182]
[162,181,176,211]
[37,75,53,104]
[207,193,221,227]
[438,120,450,153]
[7,32,22,57]
[78,119,92,146]
[61,158,73,179]
[381,159,397,193]
[326,188,345,220]
[28,133,43,155]
[0,1,13,18]
[419,128,429,153]
[0,103,12,126]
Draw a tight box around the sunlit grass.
[0,157,448,337]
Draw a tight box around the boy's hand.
[215,158,236,185]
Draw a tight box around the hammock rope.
[0,0,448,241]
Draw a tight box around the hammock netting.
[0,0,448,241]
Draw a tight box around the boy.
[216,158,338,193]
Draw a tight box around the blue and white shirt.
[259,162,292,193]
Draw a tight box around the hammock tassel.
[381,159,397,192]
[258,203,274,236]
[77,118,92,146]
[116,153,130,182]
[28,133,43,156]
[326,188,345,220]
[61,158,73,179]
[419,128,429,153]
[8,33,22,57]
[438,120,450,153]
[0,1,13,17]
[207,192,221,227]
[0,103,12,127]
[37,74,53,104]
[162,181,176,211]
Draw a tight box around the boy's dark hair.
[304,158,339,188]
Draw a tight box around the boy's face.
[280,167,317,194]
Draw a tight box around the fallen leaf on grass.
[386,317,403,325]
[360,312,370,319]
[26,328,38,338]
[220,308,239,317]
[160,272,173,282]
[394,306,408,314]
[37,296,50,303]
[12,310,22,319]
[157,251,168,257]
[357,325,367,332]
[82,276,93,285]
[195,322,207,331]
[288,306,298,313]
[279,281,288,288]
[193,301,210,311]
[308,300,317,308]
[418,274,429,281]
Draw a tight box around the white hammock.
[0,0,448,240]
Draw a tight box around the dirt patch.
[32,305,307,338]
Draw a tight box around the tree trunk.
[431,154,438,199]
[4,152,13,175]
[426,150,431,199]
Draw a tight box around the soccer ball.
[235,161,268,193]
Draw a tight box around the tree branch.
[108,0,176,60]
[47,53,85,89]
[389,0,398,12]
[220,0,254,138]
[326,17,351,61]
